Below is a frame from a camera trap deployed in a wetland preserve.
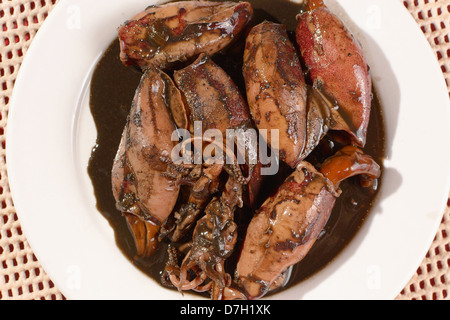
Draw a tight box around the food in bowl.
[88,0,385,300]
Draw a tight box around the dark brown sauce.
[88,0,386,297]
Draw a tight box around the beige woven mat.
[0,0,449,300]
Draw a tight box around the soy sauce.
[88,0,386,297]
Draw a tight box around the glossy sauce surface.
[88,0,386,296]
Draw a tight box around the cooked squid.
[118,1,253,70]
[111,67,183,257]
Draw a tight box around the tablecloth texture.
[0,0,449,300]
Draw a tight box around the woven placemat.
[1,0,449,300]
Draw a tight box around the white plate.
[6,0,450,300]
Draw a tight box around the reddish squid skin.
[165,53,253,241]
[174,54,252,135]
[236,162,339,299]
[319,145,381,188]
[118,1,253,70]
[235,147,381,299]
[120,68,181,225]
[296,6,372,147]
[174,53,258,202]
[243,21,308,168]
